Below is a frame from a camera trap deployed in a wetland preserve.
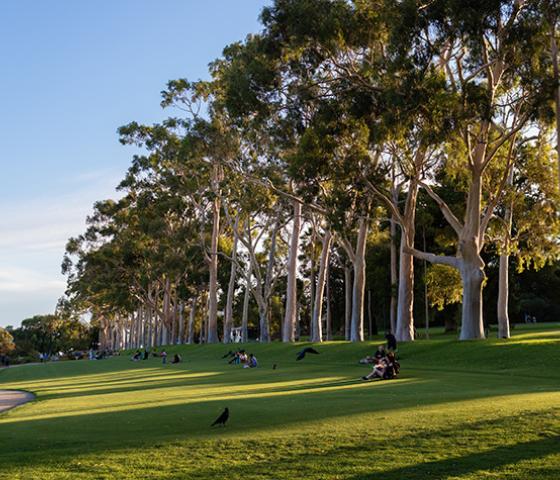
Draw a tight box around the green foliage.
[426,264,463,311]
[10,315,92,356]
[0,327,15,355]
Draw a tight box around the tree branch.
[419,181,464,235]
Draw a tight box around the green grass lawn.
[0,325,559,479]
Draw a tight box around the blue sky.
[0,0,269,327]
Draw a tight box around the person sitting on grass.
[361,357,387,381]
[131,350,141,361]
[238,350,248,365]
[243,353,258,368]
[171,353,182,364]
[228,350,244,365]
[360,345,386,365]
[383,352,400,380]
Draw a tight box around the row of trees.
[62,0,559,350]
[1,315,95,362]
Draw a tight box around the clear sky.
[0,0,269,327]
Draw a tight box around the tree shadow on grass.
[348,435,560,480]
[1,406,557,479]
[178,409,560,480]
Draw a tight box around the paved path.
[0,390,34,414]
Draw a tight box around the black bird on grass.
[296,347,320,361]
[211,407,229,427]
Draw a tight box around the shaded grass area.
[0,324,559,479]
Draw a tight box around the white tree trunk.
[283,200,301,342]
[350,218,368,342]
[396,181,419,342]
[459,258,485,340]
[497,254,510,338]
[459,173,486,340]
[259,217,280,343]
[242,267,251,342]
[497,169,514,339]
[326,260,332,341]
[187,298,196,344]
[207,194,221,343]
[311,231,332,342]
[390,213,398,335]
[344,264,352,340]
[223,229,238,344]
[178,301,185,344]
[396,236,415,342]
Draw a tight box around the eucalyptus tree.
[393,1,553,339]
[119,88,239,344]
[491,135,560,337]
[214,0,390,341]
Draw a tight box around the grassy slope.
[0,325,559,479]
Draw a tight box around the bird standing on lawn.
[296,347,320,361]
[211,407,229,427]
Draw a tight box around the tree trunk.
[207,194,221,343]
[390,175,399,335]
[224,228,238,344]
[396,181,419,342]
[390,213,398,335]
[187,298,196,344]
[350,218,368,342]
[459,259,485,340]
[326,259,332,341]
[497,254,510,339]
[497,169,514,339]
[178,301,185,344]
[242,268,251,343]
[283,200,301,342]
[344,264,352,340]
[309,256,316,339]
[459,174,486,340]
[311,231,332,342]
[258,304,268,343]
[396,236,415,342]
[259,217,280,343]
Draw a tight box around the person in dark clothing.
[383,352,399,379]
[385,331,397,351]
[143,350,149,360]
[171,353,182,364]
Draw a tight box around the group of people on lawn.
[131,348,182,365]
[360,331,400,381]
[225,350,258,368]
[129,332,399,379]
